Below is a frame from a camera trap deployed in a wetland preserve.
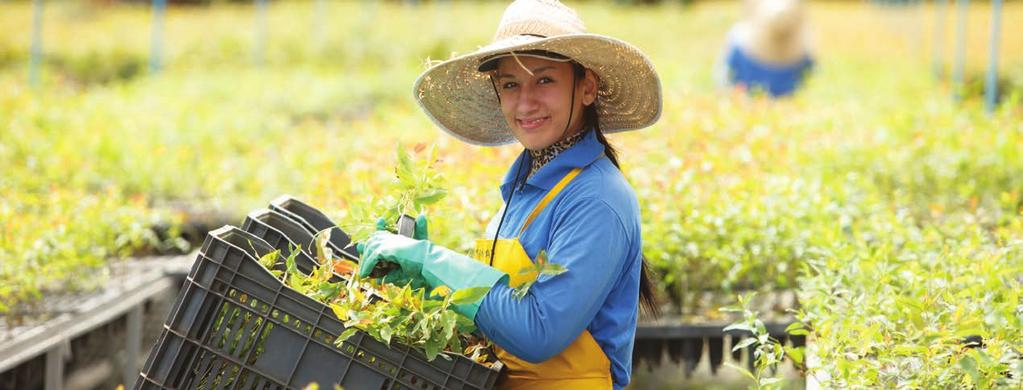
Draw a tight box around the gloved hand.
[411,214,429,241]
[357,231,507,320]
[367,215,430,290]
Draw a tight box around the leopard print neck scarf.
[527,130,587,178]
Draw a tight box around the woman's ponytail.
[581,97,660,318]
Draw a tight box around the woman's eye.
[502,82,517,89]
[538,77,553,84]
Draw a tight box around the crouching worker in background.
[716,0,815,98]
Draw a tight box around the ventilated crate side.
[136,226,501,390]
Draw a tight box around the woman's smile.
[517,116,550,131]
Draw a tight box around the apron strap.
[518,167,583,236]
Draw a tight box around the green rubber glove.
[412,214,429,241]
[379,267,429,291]
[357,231,507,319]
[368,215,431,290]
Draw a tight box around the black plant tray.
[135,226,502,390]
[269,195,357,260]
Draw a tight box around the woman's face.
[494,56,597,151]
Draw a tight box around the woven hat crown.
[493,0,586,40]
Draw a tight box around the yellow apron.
[472,167,613,390]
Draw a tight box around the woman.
[715,0,815,97]
[357,0,660,388]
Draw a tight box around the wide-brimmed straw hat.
[413,0,662,147]
[735,0,810,65]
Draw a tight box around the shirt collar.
[500,129,605,198]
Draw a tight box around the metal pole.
[29,0,43,87]
[933,0,946,78]
[254,0,268,66]
[125,305,143,386]
[315,0,327,51]
[45,341,67,390]
[150,0,166,74]
[952,0,968,101]
[984,0,1002,113]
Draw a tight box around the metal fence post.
[45,341,67,390]
[315,0,328,51]
[29,0,43,87]
[254,0,268,66]
[932,0,947,78]
[952,0,968,101]
[984,0,1002,113]
[150,0,167,74]
[125,305,144,387]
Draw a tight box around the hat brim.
[413,34,662,147]
[476,49,572,72]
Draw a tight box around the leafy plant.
[794,218,1023,388]
[722,293,804,390]
[3,3,1023,386]
[257,229,493,363]
[511,250,567,300]
[344,145,448,246]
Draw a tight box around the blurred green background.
[2,0,1021,387]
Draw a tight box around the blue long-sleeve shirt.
[475,129,643,389]
[725,41,814,98]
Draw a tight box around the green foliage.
[722,293,800,390]
[511,250,568,300]
[795,216,1023,388]
[2,2,1023,386]
[344,145,448,246]
[257,232,491,363]
[0,189,175,321]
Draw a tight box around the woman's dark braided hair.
[572,63,660,318]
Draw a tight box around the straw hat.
[735,0,810,65]
[413,0,662,147]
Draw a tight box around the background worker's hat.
[413,0,662,147]
[736,0,811,65]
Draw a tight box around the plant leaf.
[959,355,980,385]
[329,304,348,321]
[396,146,416,187]
[379,325,393,345]
[315,229,332,265]
[415,189,447,205]
[335,327,359,346]
[512,281,533,300]
[430,285,452,298]
[732,337,757,351]
[258,249,280,269]
[539,263,567,277]
[724,323,753,333]
[784,345,804,365]
[760,377,783,386]
[535,250,548,265]
[724,362,757,381]
[451,286,491,305]
[424,338,441,361]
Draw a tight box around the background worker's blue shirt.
[475,130,643,389]
[726,42,814,97]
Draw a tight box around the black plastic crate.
[241,208,326,274]
[269,195,357,260]
[135,226,503,390]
